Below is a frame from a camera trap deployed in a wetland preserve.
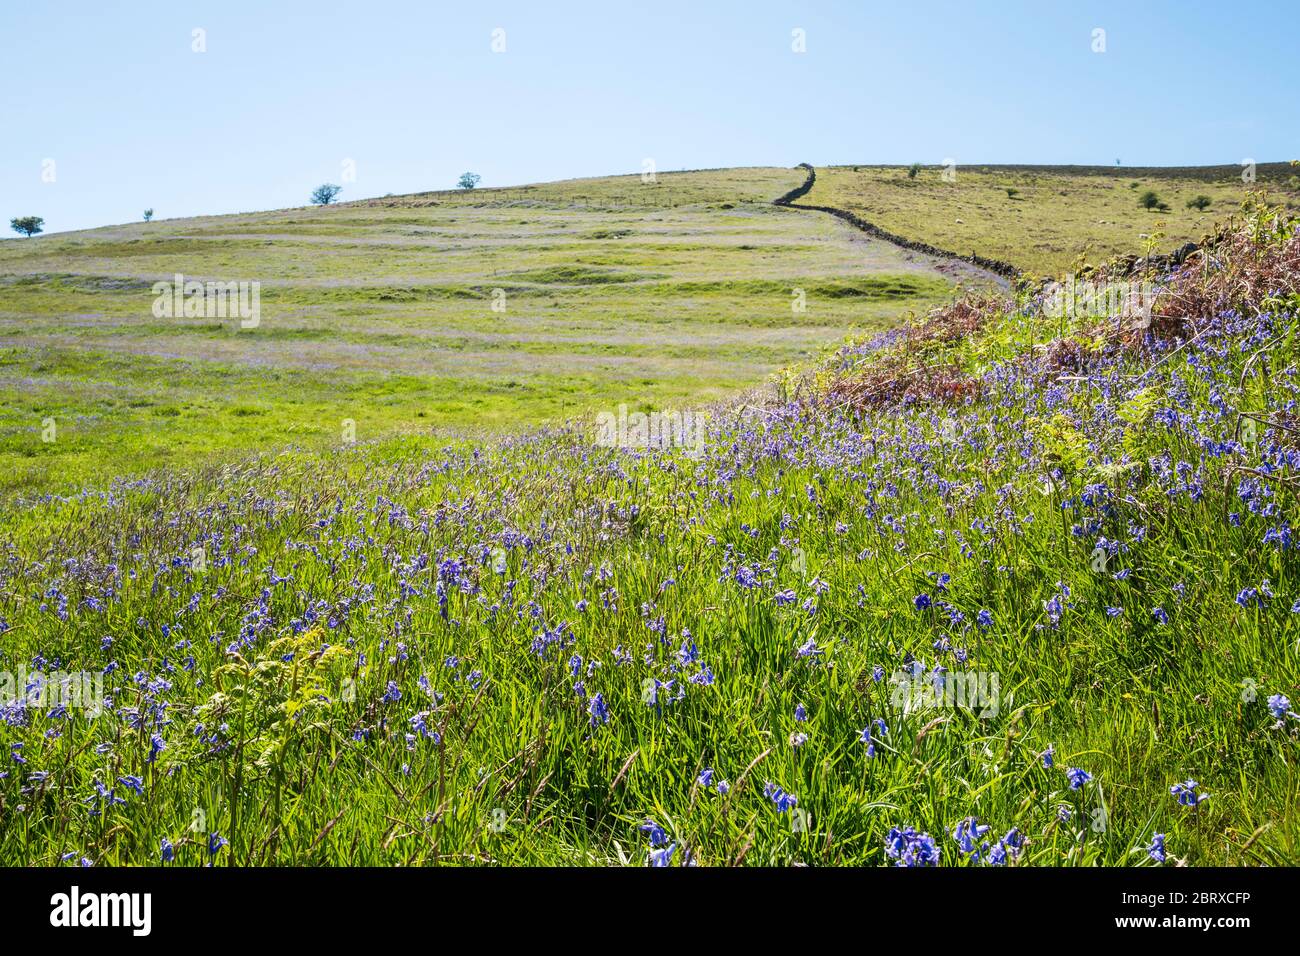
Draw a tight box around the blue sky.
[3,0,1296,234]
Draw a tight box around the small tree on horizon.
[10,216,44,238]
[143,209,154,222]
[457,172,481,190]
[907,162,921,180]
[1186,195,1211,211]
[310,183,343,205]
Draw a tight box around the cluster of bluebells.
[638,817,693,867]
[859,717,888,757]
[885,826,940,867]
[762,781,798,813]
[952,817,1024,866]
[2,231,1298,867]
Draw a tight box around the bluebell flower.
[648,843,675,867]
[794,703,807,722]
[675,640,699,668]
[588,692,610,727]
[1267,694,1291,719]
[1043,594,1063,626]
[409,711,439,742]
[697,768,713,787]
[1000,827,1024,858]
[1065,767,1092,790]
[885,826,939,867]
[639,818,668,846]
[1041,744,1055,769]
[1147,833,1166,863]
[859,725,876,757]
[160,838,174,863]
[763,781,798,813]
[976,609,994,629]
[952,817,992,858]
[1170,779,1209,807]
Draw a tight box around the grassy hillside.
[1,199,1296,867]
[810,162,1299,278]
[0,168,972,498]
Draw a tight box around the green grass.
[2,266,1297,865]
[0,167,967,497]
[1,170,1296,869]
[811,162,1300,278]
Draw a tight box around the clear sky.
[3,0,1297,234]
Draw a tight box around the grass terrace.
[0,168,972,498]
